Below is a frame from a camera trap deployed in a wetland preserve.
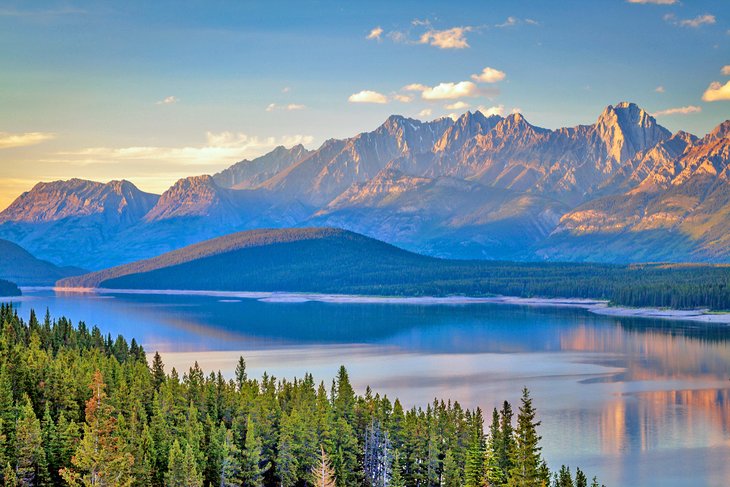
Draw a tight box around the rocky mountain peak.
[0,178,158,225]
[594,102,671,164]
[703,120,730,144]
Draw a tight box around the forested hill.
[0,238,84,286]
[0,279,20,297]
[57,227,730,311]
[0,304,602,486]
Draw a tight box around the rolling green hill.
[0,239,84,285]
[57,227,730,310]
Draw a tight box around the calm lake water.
[7,289,730,487]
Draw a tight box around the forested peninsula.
[0,305,601,486]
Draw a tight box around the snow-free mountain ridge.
[1,102,729,269]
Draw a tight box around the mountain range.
[1,102,728,270]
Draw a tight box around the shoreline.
[23,286,730,324]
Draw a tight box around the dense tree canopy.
[0,304,602,486]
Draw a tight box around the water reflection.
[6,290,730,487]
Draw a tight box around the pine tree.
[311,445,336,487]
[498,400,515,483]
[388,450,405,487]
[151,352,166,391]
[14,396,49,487]
[60,371,134,487]
[507,388,544,487]
[442,448,461,487]
[555,465,573,487]
[165,440,202,487]
[220,427,243,487]
[241,416,265,487]
[485,408,505,486]
[277,412,299,486]
[574,468,588,487]
[464,408,486,487]
[235,357,247,391]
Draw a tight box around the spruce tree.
[507,388,544,487]
[485,408,505,486]
[165,440,202,487]
[464,408,486,487]
[241,417,265,487]
[14,396,49,486]
[442,448,461,487]
[575,468,587,487]
[151,352,166,391]
[220,428,244,487]
[60,371,134,487]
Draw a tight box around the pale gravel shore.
[36,286,730,324]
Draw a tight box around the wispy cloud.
[48,132,314,167]
[419,27,471,49]
[471,67,506,83]
[652,105,702,116]
[721,65,730,76]
[444,101,469,110]
[266,103,306,112]
[391,94,413,103]
[0,132,56,149]
[664,13,716,28]
[495,17,539,28]
[702,80,730,101]
[418,108,433,118]
[348,90,388,104]
[156,96,179,105]
[477,105,506,117]
[655,85,666,93]
[627,0,677,4]
[366,26,383,40]
[496,17,518,28]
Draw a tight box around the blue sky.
[0,0,728,208]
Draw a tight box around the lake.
[7,288,730,487]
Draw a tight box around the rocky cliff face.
[0,178,158,225]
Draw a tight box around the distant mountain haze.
[1,102,728,269]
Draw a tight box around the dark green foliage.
[59,227,730,311]
[0,305,603,486]
[0,280,19,298]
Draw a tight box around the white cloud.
[0,132,56,149]
[471,67,506,83]
[655,85,666,93]
[281,86,291,93]
[403,83,429,92]
[496,17,518,28]
[665,13,716,27]
[511,107,522,114]
[477,105,505,117]
[266,103,306,112]
[652,105,702,116]
[156,95,179,105]
[418,108,433,118]
[444,101,469,110]
[51,132,315,167]
[392,94,413,103]
[627,0,677,4]
[721,65,730,76]
[366,26,383,40]
[388,30,408,43]
[702,80,730,101]
[348,90,388,104]
[405,81,483,100]
[525,18,539,25]
[419,27,471,49]
[447,113,459,121]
